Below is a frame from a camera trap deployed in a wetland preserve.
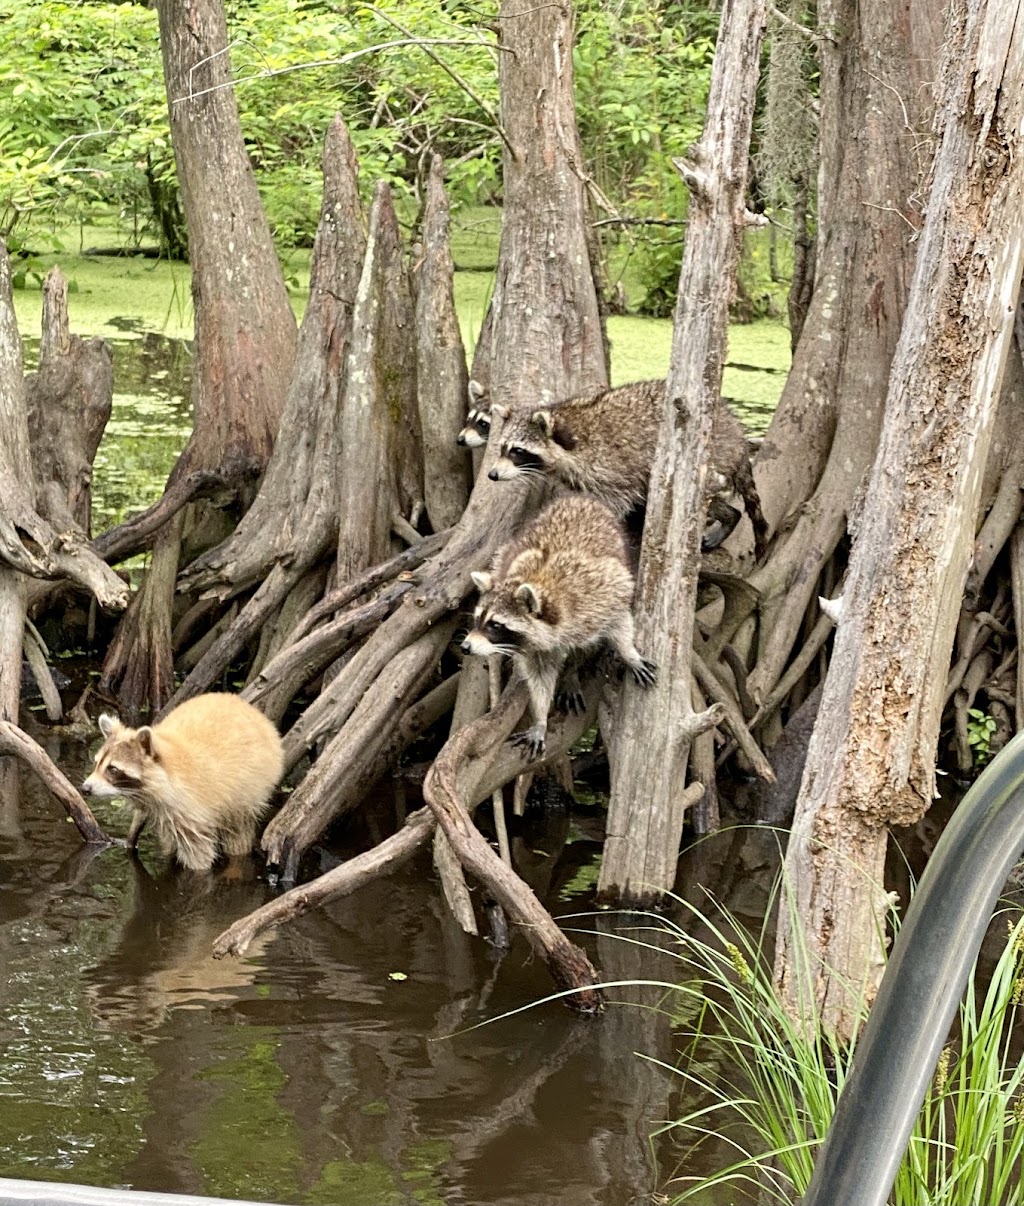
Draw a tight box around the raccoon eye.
[484,619,518,644]
[508,446,539,468]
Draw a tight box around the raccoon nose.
[81,781,93,796]
[457,433,467,446]
[488,468,499,480]
[460,639,472,654]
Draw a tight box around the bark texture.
[414,154,472,531]
[163,115,366,708]
[599,0,768,906]
[486,0,607,402]
[775,0,1024,1037]
[0,243,127,610]
[101,0,297,715]
[335,180,422,584]
[746,0,938,707]
[156,0,295,479]
[26,268,113,537]
[177,114,364,601]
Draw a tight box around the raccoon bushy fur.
[488,378,769,558]
[82,694,284,872]
[461,494,656,759]
[456,379,491,448]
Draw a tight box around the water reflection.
[0,741,697,1205]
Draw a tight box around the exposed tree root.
[0,720,111,844]
[94,469,232,565]
[213,677,599,979]
[423,681,604,1013]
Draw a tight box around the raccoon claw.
[629,658,658,688]
[556,689,586,715]
[511,727,546,761]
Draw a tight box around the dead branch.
[692,651,775,780]
[423,682,603,1013]
[94,469,231,565]
[0,720,111,844]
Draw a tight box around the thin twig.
[364,8,516,156]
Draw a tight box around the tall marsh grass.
[647,900,1024,1205]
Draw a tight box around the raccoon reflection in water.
[486,377,768,559]
[82,693,284,872]
[462,494,657,760]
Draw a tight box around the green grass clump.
[652,898,1024,1205]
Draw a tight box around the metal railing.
[0,1180,293,1205]
[802,729,1024,1205]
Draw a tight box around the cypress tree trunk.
[775,0,1024,1037]
[100,0,297,718]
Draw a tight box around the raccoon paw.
[511,725,546,761]
[556,688,586,715]
[629,658,658,688]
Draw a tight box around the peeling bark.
[776,0,1024,1036]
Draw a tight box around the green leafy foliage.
[655,900,1024,1205]
[967,708,998,767]
[0,0,741,310]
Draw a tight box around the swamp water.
[0,742,784,1206]
[5,312,793,1203]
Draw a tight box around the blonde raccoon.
[456,379,492,448]
[488,378,768,558]
[82,694,284,872]
[462,494,656,759]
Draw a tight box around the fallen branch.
[423,682,604,1013]
[214,673,599,981]
[0,720,111,844]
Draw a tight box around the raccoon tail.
[735,458,769,561]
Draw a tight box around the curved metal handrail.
[0,1180,293,1205]
[802,729,1024,1205]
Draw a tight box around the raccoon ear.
[137,726,156,758]
[471,570,493,593]
[531,409,554,438]
[516,582,543,615]
[468,379,486,404]
[98,713,120,739]
[491,403,509,421]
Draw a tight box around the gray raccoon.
[461,494,657,759]
[456,379,492,448]
[487,378,768,559]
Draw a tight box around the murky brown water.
[0,727,794,1206]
